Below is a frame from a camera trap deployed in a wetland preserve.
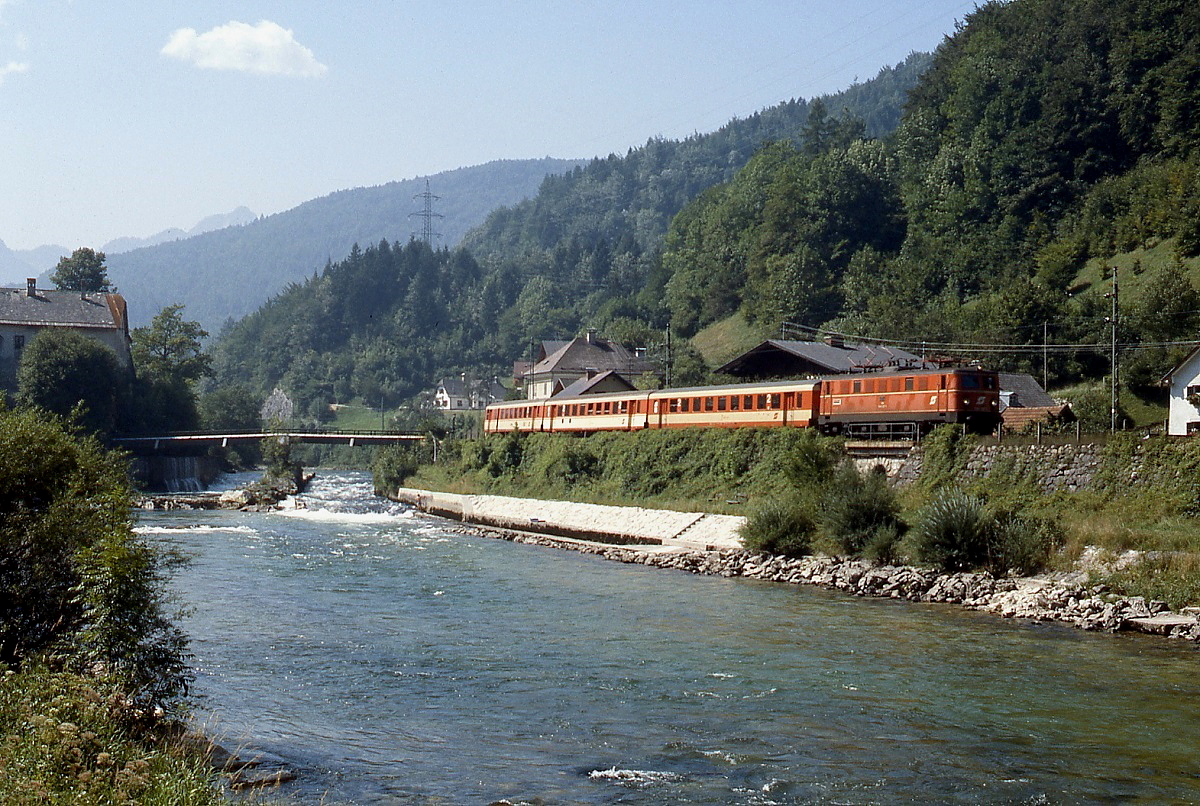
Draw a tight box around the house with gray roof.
[716,336,929,378]
[434,374,507,410]
[0,279,132,395]
[523,331,657,399]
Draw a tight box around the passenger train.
[484,367,1000,440]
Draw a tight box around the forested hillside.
[107,158,582,329]
[209,57,932,417]
[661,0,1200,391]
[209,0,1200,426]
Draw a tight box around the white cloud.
[161,20,327,77]
[0,60,28,86]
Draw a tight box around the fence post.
[1036,421,1042,445]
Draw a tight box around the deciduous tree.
[16,329,124,435]
[50,247,112,293]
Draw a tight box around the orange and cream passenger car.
[485,368,999,439]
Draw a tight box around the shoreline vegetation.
[375,426,1200,621]
[0,406,288,804]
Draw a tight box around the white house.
[1163,346,1200,435]
[433,375,506,410]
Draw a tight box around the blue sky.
[0,1,975,251]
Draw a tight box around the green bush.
[820,464,906,558]
[740,496,817,557]
[909,488,1062,575]
[988,510,1062,576]
[487,429,527,477]
[373,444,420,493]
[908,489,993,572]
[0,407,191,713]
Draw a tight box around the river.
[139,471,1200,804]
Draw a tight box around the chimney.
[586,328,597,345]
[823,333,844,349]
[25,278,36,298]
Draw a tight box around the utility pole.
[409,179,443,245]
[1043,321,1049,391]
[1104,266,1119,433]
[665,322,674,388]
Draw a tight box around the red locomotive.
[484,368,999,439]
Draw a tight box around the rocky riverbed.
[455,524,1200,642]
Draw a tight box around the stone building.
[0,279,132,395]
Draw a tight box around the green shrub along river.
[0,407,224,804]
[378,426,1200,609]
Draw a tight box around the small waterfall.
[129,456,222,492]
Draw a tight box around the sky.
[0,0,977,252]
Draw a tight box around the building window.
[14,335,24,352]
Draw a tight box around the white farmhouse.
[1163,346,1200,435]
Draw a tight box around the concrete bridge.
[112,429,426,454]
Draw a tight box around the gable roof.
[997,373,1056,408]
[716,339,928,377]
[1163,344,1200,384]
[0,287,128,331]
[554,369,638,398]
[437,377,468,398]
[531,335,656,377]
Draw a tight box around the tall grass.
[0,666,226,805]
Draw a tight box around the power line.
[779,321,1200,356]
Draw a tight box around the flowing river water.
[139,471,1200,804]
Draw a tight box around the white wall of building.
[1167,351,1200,435]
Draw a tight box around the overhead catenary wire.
[779,321,1200,356]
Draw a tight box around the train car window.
[603,402,611,414]
[756,394,766,409]
[705,397,714,412]
[940,375,947,390]
[730,395,740,411]
[716,396,726,411]
[766,394,775,410]
[744,395,754,410]
[653,400,660,414]
[852,380,862,394]
[905,377,914,391]
[669,399,678,413]
[984,375,996,390]
[620,400,628,413]
[961,374,980,389]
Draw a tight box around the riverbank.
[394,487,1200,643]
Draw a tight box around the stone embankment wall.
[892,442,1104,491]
[391,488,745,551]
[451,524,1200,641]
